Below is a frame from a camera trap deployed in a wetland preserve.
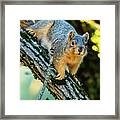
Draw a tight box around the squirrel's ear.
[68,31,75,43]
[83,32,89,43]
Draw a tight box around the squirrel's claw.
[55,73,64,80]
[50,48,54,56]
[26,28,32,33]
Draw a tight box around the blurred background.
[20,20,100,100]
[67,20,100,100]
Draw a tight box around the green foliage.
[81,20,100,58]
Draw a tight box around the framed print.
[0,0,119,119]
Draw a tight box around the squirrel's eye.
[71,41,74,46]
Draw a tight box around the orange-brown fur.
[54,45,86,80]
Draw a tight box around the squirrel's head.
[67,31,89,56]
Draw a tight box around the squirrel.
[20,20,89,80]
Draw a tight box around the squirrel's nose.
[78,47,83,52]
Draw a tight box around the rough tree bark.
[20,28,89,100]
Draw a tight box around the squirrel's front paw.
[26,28,37,38]
[55,73,65,80]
